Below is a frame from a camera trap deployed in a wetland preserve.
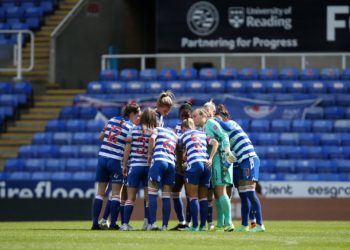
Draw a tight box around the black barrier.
[156,0,350,52]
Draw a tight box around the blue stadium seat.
[140,69,157,81]
[126,81,145,94]
[8,172,31,180]
[66,120,86,132]
[265,81,285,93]
[186,80,205,92]
[254,146,267,158]
[79,107,98,119]
[145,81,164,93]
[346,107,350,119]
[235,119,250,131]
[292,120,312,132]
[100,107,121,119]
[40,0,55,13]
[86,120,105,132]
[320,68,339,80]
[238,68,258,80]
[45,159,65,172]
[179,68,197,80]
[256,133,278,145]
[164,118,179,128]
[320,133,341,145]
[326,81,348,93]
[18,145,36,158]
[65,159,86,171]
[226,80,246,93]
[59,106,79,119]
[295,160,316,173]
[251,119,269,132]
[335,94,350,106]
[259,68,278,80]
[120,68,138,81]
[6,6,24,18]
[37,145,59,158]
[59,145,79,158]
[103,81,126,94]
[80,145,99,157]
[306,81,327,93]
[265,146,282,159]
[259,159,276,173]
[341,133,350,146]
[199,68,217,80]
[315,160,336,173]
[245,81,266,93]
[279,133,299,145]
[218,68,237,80]
[87,81,104,94]
[335,160,350,173]
[4,158,25,172]
[159,68,177,81]
[51,172,72,181]
[166,81,185,93]
[302,146,323,159]
[324,107,346,119]
[72,172,95,181]
[284,146,303,159]
[0,172,10,180]
[275,160,295,173]
[32,132,52,144]
[25,159,45,171]
[342,69,350,80]
[99,69,118,81]
[299,133,320,145]
[206,80,225,93]
[304,107,324,119]
[53,132,72,145]
[86,158,98,171]
[259,173,278,181]
[326,146,350,159]
[31,172,51,180]
[14,81,33,97]
[271,120,291,132]
[285,81,306,93]
[317,94,336,107]
[46,119,65,132]
[73,132,97,145]
[300,68,319,80]
[312,120,333,132]
[279,68,299,80]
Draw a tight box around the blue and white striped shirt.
[152,127,178,165]
[217,119,257,163]
[179,129,209,165]
[126,125,152,167]
[156,111,164,127]
[174,123,182,137]
[98,117,133,160]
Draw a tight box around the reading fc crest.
[187,1,219,36]
[228,7,245,28]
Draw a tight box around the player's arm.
[147,129,157,165]
[98,124,108,141]
[122,143,131,176]
[209,120,235,163]
[206,137,218,168]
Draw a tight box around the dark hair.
[216,104,230,119]
[123,102,140,118]
[157,90,175,108]
[140,107,157,130]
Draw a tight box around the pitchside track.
[0,221,349,250]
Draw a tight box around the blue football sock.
[207,201,213,223]
[148,193,158,225]
[102,198,111,220]
[185,197,191,223]
[162,193,171,227]
[190,198,199,228]
[246,190,263,225]
[199,199,208,228]
[110,196,121,227]
[92,195,103,226]
[239,191,251,227]
[124,200,134,225]
[120,202,125,224]
[172,193,185,223]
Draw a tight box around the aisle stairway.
[1,0,80,83]
[0,88,85,170]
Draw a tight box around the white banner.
[260,181,350,198]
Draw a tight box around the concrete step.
[0,146,20,153]
[7,126,45,133]
[46,89,86,95]
[15,120,48,127]
[0,139,32,146]
[36,95,74,101]
[29,108,61,115]
[1,133,34,140]
[0,151,18,159]
[20,113,58,120]
[35,101,73,107]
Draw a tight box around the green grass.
[0,221,349,250]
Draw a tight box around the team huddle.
[91,91,265,232]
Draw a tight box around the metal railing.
[0,30,35,80]
[101,53,350,71]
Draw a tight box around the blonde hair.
[204,99,216,114]
[157,90,175,108]
[181,118,195,130]
[193,108,211,119]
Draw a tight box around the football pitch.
[0,221,349,250]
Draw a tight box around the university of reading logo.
[187,1,219,36]
[228,7,245,28]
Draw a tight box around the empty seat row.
[0,82,32,96]
[249,132,350,146]
[0,2,55,17]
[0,171,95,181]
[87,80,350,94]
[0,94,27,107]
[46,119,105,132]
[5,158,97,172]
[18,145,100,158]
[60,106,122,120]
[32,132,100,145]
[99,68,350,81]
[260,159,350,174]
[255,146,350,160]
[260,173,350,181]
